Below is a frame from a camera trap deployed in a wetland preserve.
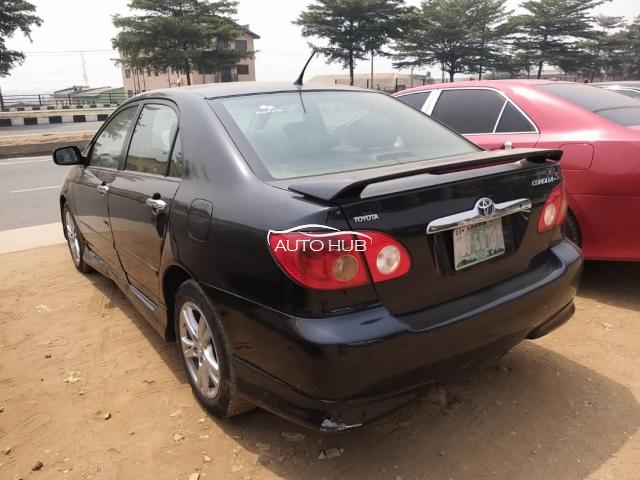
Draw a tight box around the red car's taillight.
[537,182,568,233]
[268,231,411,290]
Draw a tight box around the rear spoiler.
[285,148,562,202]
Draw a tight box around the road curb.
[0,108,113,128]
[0,223,65,254]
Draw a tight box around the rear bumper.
[204,241,582,430]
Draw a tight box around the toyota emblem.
[476,197,496,217]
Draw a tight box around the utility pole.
[80,51,89,86]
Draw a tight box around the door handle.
[146,197,167,212]
[97,184,109,195]
[503,141,513,150]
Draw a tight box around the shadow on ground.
[89,274,186,382]
[215,344,639,480]
[92,267,640,480]
[579,261,640,311]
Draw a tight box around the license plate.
[453,219,505,270]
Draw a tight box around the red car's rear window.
[538,83,640,127]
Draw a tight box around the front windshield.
[212,91,478,179]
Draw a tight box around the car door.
[107,101,182,301]
[428,88,540,150]
[73,105,139,275]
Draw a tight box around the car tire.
[174,280,255,418]
[63,204,93,273]
[563,211,582,247]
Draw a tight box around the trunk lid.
[281,148,563,316]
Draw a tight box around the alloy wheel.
[179,301,220,398]
[65,210,81,266]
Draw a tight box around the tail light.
[537,182,568,233]
[268,230,411,290]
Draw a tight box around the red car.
[394,80,640,261]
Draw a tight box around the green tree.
[0,0,42,77]
[511,0,606,79]
[577,15,626,81]
[112,0,250,86]
[393,0,480,82]
[492,50,536,78]
[617,16,640,79]
[296,0,405,86]
[466,0,512,80]
[595,14,625,32]
[361,0,409,88]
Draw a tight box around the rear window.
[212,91,477,179]
[396,91,431,110]
[496,102,536,133]
[608,88,640,100]
[538,83,640,126]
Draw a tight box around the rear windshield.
[537,83,640,126]
[211,91,478,179]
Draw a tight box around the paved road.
[0,155,72,231]
[0,122,102,136]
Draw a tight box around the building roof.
[308,72,427,84]
[53,85,89,95]
[243,27,260,39]
[74,87,122,97]
[53,86,121,98]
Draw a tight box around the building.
[120,29,259,97]
[308,72,432,93]
[52,86,125,106]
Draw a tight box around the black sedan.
[53,82,582,430]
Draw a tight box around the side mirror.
[53,146,85,166]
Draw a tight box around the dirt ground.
[1,244,639,480]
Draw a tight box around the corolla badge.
[531,175,559,186]
[267,224,373,253]
[476,198,496,218]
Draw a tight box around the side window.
[432,89,505,134]
[168,133,184,178]
[495,102,536,133]
[89,107,137,169]
[397,91,431,111]
[125,104,178,175]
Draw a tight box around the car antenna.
[294,49,317,86]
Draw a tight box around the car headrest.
[346,116,397,150]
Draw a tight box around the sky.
[1,0,639,94]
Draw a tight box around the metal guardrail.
[0,93,129,111]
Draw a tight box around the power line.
[21,49,115,54]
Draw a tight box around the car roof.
[133,81,369,101]
[396,79,558,95]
